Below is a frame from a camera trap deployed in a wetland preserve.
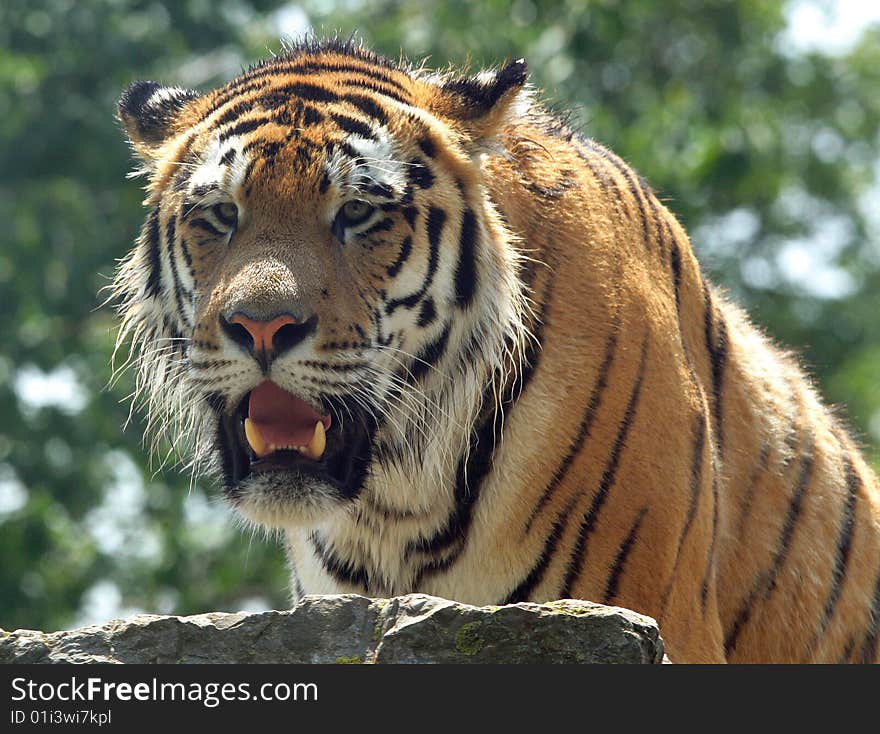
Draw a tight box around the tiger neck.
[299,221,530,595]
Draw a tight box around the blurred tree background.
[0,0,877,632]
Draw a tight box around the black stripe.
[212,72,276,101]
[291,569,305,601]
[188,358,233,370]
[559,335,649,596]
[189,218,222,237]
[143,207,162,298]
[163,315,183,345]
[364,183,396,200]
[241,157,259,191]
[336,77,410,106]
[663,218,681,257]
[343,93,390,126]
[330,111,377,141]
[670,239,683,310]
[643,189,666,255]
[857,567,880,663]
[191,183,219,199]
[387,236,412,277]
[218,115,276,142]
[734,442,772,538]
[319,172,331,194]
[813,447,860,644]
[399,184,415,206]
[216,67,404,113]
[300,359,368,372]
[580,138,651,250]
[402,206,418,229]
[525,317,620,532]
[408,378,503,583]
[207,393,240,490]
[418,136,437,158]
[723,571,759,656]
[385,206,445,315]
[667,217,712,607]
[409,320,451,382]
[503,260,556,409]
[703,284,728,458]
[454,209,478,309]
[271,81,339,104]
[839,636,856,663]
[335,140,361,162]
[700,471,720,610]
[309,532,369,589]
[284,60,410,96]
[243,138,284,161]
[256,90,291,113]
[178,235,193,278]
[502,498,576,604]
[417,297,436,327]
[215,100,252,128]
[360,492,425,521]
[302,105,324,126]
[206,78,270,118]
[219,148,237,166]
[573,145,629,228]
[604,508,648,604]
[712,318,728,457]
[724,430,815,656]
[217,56,401,103]
[422,205,447,281]
[171,168,192,193]
[767,430,815,594]
[578,150,614,193]
[659,411,707,620]
[255,94,325,128]
[522,171,576,200]
[408,157,435,189]
[361,217,394,238]
[164,215,192,330]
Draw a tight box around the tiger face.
[114,41,530,530]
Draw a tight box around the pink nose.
[228,313,299,355]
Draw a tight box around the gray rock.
[0,594,665,664]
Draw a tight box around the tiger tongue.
[247,381,331,449]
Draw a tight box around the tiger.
[112,37,880,663]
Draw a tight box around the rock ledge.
[0,594,665,664]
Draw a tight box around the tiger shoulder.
[113,38,880,663]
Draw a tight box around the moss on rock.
[455,621,485,656]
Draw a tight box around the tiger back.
[113,38,880,663]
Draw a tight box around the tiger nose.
[220,311,318,367]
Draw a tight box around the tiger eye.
[341,200,374,224]
[213,201,238,228]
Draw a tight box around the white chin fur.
[228,475,346,530]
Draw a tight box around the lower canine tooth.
[302,421,326,461]
[244,419,272,458]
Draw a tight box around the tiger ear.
[117,81,201,162]
[431,58,529,153]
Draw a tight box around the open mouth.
[223,380,374,498]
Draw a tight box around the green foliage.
[0,0,877,631]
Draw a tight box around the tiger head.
[114,39,531,530]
